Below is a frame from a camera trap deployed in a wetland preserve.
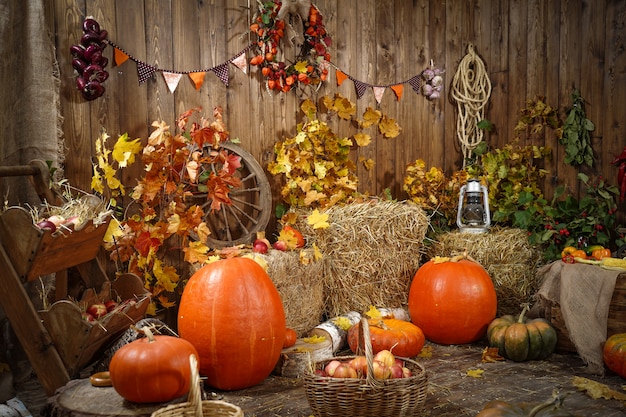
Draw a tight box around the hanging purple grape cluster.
[70,17,109,101]
[420,66,444,100]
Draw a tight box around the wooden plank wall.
[50,0,626,230]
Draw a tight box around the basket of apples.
[302,318,428,417]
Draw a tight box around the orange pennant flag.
[114,47,130,66]
[188,72,206,90]
[336,70,348,86]
[391,84,404,101]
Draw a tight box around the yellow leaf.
[334,96,357,120]
[183,240,210,264]
[307,209,330,229]
[112,133,142,167]
[313,243,323,260]
[360,107,382,128]
[360,157,375,170]
[278,229,299,250]
[152,259,180,292]
[103,218,124,244]
[294,60,309,74]
[418,345,433,358]
[303,335,327,344]
[167,213,180,234]
[466,368,484,378]
[242,253,269,270]
[300,99,317,119]
[364,305,382,319]
[195,222,211,242]
[572,376,626,401]
[299,249,312,265]
[378,116,402,138]
[353,132,371,147]
[331,316,353,331]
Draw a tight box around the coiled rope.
[451,44,492,166]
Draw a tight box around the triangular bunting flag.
[231,52,247,74]
[114,47,130,66]
[136,61,157,84]
[391,84,404,101]
[211,63,230,86]
[336,70,348,86]
[354,80,368,99]
[373,86,385,104]
[162,72,183,93]
[189,72,206,90]
[408,75,422,93]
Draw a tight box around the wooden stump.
[42,379,185,417]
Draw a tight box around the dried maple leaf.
[301,98,317,118]
[334,96,357,120]
[312,243,323,260]
[379,115,402,138]
[360,107,382,128]
[572,376,626,401]
[466,368,484,378]
[153,258,180,292]
[353,132,371,147]
[278,228,299,250]
[183,240,210,264]
[481,346,505,363]
[307,209,330,229]
[112,133,142,167]
[360,157,375,170]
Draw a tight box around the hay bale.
[292,200,429,318]
[426,227,545,316]
[263,250,326,336]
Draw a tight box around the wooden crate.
[39,273,150,377]
[0,206,109,282]
[545,273,626,353]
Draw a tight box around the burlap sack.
[534,261,621,374]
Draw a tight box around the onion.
[348,356,367,376]
[46,215,66,227]
[36,220,57,232]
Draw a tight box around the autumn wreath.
[249,0,331,93]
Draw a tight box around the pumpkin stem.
[516,304,530,324]
[130,324,157,342]
[447,250,479,264]
[527,389,570,417]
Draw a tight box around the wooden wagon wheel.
[187,142,272,248]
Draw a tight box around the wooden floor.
[16,341,626,417]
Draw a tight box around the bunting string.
[105,38,443,102]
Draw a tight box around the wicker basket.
[303,318,428,417]
[151,355,243,417]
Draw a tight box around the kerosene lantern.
[456,178,491,233]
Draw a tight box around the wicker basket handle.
[187,354,203,417]
[360,318,384,389]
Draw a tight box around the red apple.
[87,303,107,319]
[104,299,118,312]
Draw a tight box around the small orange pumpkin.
[347,318,425,358]
[283,328,297,348]
[283,225,305,248]
[603,333,626,378]
[592,248,612,260]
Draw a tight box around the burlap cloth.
[534,261,621,374]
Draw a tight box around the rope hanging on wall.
[451,44,492,166]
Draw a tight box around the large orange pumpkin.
[408,256,497,345]
[347,318,425,358]
[178,257,286,390]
